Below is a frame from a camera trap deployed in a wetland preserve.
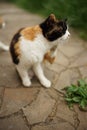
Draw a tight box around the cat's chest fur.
[20,33,51,64]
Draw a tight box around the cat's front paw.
[41,79,51,88]
[23,79,31,87]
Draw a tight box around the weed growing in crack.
[64,79,87,111]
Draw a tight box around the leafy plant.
[65,79,87,110]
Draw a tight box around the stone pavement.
[0,2,87,130]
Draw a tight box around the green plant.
[65,79,87,110]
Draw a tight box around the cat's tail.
[10,28,24,64]
[0,41,9,51]
[10,32,21,64]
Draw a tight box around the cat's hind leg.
[16,65,31,87]
[33,63,51,88]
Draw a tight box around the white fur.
[0,41,9,51]
[0,21,9,51]
[59,30,70,41]
[16,29,70,88]
[2,22,6,29]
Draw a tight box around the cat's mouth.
[61,30,70,40]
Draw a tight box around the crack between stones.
[73,108,80,130]
[0,88,40,119]
[0,110,22,119]
[68,48,87,67]
[57,115,75,129]
[76,68,83,79]
[23,88,40,109]
[0,87,5,110]
[21,109,31,130]
[53,87,65,96]
[58,49,70,60]
[46,101,58,123]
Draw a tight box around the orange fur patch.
[14,42,20,57]
[44,51,55,64]
[21,25,42,41]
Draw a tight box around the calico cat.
[0,17,9,51]
[10,14,70,88]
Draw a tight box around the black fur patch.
[10,28,24,64]
[40,14,67,41]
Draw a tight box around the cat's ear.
[40,14,56,29]
[46,14,56,24]
[48,14,56,22]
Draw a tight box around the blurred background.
[2,0,87,40]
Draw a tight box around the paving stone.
[0,87,4,107]
[0,88,39,117]
[0,52,22,88]
[0,2,24,13]
[69,51,87,68]
[44,66,58,85]
[54,69,80,90]
[55,99,75,126]
[0,114,29,130]
[45,87,60,101]
[23,88,55,125]
[74,106,87,130]
[0,59,22,87]
[79,66,87,78]
[45,62,65,74]
[58,37,84,58]
[55,50,69,66]
[32,122,74,130]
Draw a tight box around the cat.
[10,14,70,88]
[0,17,9,51]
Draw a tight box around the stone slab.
[55,50,69,66]
[74,106,87,130]
[0,114,29,130]
[44,66,58,85]
[69,51,87,68]
[79,66,87,78]
[56,99,75,126]
[54,69,80,90]
[45,62,65,74]
[0,87,4,107]
[23,88,55,125]
[58,37,84,58]
[0,88,39,117]
[32,122,74,130]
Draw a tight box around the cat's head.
[40,14,70,41]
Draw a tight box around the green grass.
[7,0,87,40]
[64,79,87,110]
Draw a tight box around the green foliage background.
[7,0,87,40]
